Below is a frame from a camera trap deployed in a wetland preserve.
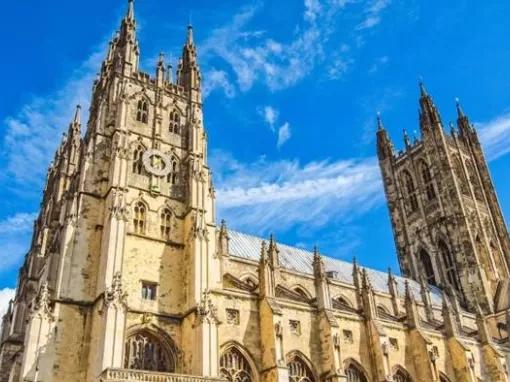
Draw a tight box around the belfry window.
[403,170,419,213]
[166,159,178,185]
[220,347,254,382]
[137,100,149,124]
[133,146,144,174]
[288,355,315,382]
[439,241,460,291]
[420,249,437,286]
[169,110,181,134]
[345,364,368,382]
[124,331,174,372]
[420,161,436,201]
[133,202,146,234]
[160,209,172,240]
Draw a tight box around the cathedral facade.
[1,1,510,381]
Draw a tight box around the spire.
[455,97,465,118]
[404,280,421,328]
[177,25,201,95]
[127,0,135,21]
[387,268,400,316]
[455,98,474,138]
[109,0,139,75]
[73,104,81,126]
[418,81,442,133]
[313,246,325,279]
[376,113,394,161]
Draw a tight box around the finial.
[419,80,427,97]
[187,24,194,44]
[449,122,456,136]
[376,112,384,131]
[127,0,135,20]
[455,97,465,118]
[313,245,320,259]
[403,128,411,148]
[73,104,81,125]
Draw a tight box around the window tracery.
[166,158,178,185]
[345,364,368,382]
[420,249,437,286]
[439,240,460,291]
[393,368,412,382]
[169,110,181,134]
[133,146,144,174]
[137,100,149,124]
[160,209,172,240]
[124,331,174,372]
[420,161,436,201]
[288,355,314,382]
[402,170,419,213]
[220,347,254,382]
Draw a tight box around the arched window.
[132,146,144,174]
[420,249,437,286]
[332,296,353,311]
[345,363,368,382]
[167,159,178,185]
[402,171,419,213]
[220,347,254,382]
[393,367,412,382]
[439,241,460,291]
[133,202,146,234]
[137,100,149,124]
[420,161,436,201]
[294,287,310,301]
[124,331,174,372]
[160,209,172,240]
[287,354,315,382]
[169,111,181,134]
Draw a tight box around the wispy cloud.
[212,150,383,233]
[203,68,236,98]
[200,0,387,95]
[277,122,292,148]
[478,113,510,161]
[262,106,279,131]
[0,213,37,234]
[0,288,15,318]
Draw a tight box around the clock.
[142,149,173,177]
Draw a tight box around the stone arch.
[418,248,437,286]
[392,365,412,382]
[158,205,174,240]
[124,326,179,373]
[286,350,316,382]
[332,294,354,310]
[344,358,370,382]
[220,341,258,382]
[290,284,313,300]
[239,273,259,289]
[132,199,149,235]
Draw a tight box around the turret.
[112,0,140,76]
[376,114,394,161]
[419,82,442,133]
[156,53,166,87]
[313,247,331,310]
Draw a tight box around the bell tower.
[377,83,510,314]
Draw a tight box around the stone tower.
[377,83,510,313]
[0,1,223,381]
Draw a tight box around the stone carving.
[31,282,54,321]
[196,290,219,324]
[104,272,128,309]
[142,149,173,177]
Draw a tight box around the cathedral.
[2,1,510,381]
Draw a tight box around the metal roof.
[227,229,443,306]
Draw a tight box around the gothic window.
[160,209,172,240]
[169,110,181,134]
[220,347,254,382]
[133,146,144,174]
[393,369,412,382]
[288,354,315,382]
[439,241,460,291]
[345,364,368,382]
[124,331,174,372]
[420,249,437,286]
[166,159,178,185]
[439,374,451,382]
[332,296,353,311]
[402,170,419,213]
[420,161,436,201]
[137,99,149,124]
[133,202,146,234]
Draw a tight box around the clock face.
[142,149,173,177]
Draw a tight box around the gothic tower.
[377,83,510,313]
[0,1,222,381]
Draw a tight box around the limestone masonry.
[1,1,510,381]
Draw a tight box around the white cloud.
[356,0,391,30]
[277,122,292,148]
[0,213,37,234]
[212,150,383,233]
[203,69,236,98]
[2,47,104,189]
[0,288,15,318]
[477,113,510,161]
[261,106,279,131]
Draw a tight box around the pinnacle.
[73,104,81,125]
[127,0,135,20]
[187,24,194,44]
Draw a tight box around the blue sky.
[2,0,510,313]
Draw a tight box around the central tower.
[377,84,510,313]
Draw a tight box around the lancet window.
[402,170,419,213]
[133,202,146,234]
[439,241,460,291]
[124,331,174,372]
[166,159,178,185]
[393,368,412,382]
[137,100,149,124]
[288,355,314,382]
[420,249,437,286]
[160,209,172,240]
[220,347,254,382]
[169,110,181,134]
[345,364,368,382]
[420,161,436,201]
[133,146,144,174]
